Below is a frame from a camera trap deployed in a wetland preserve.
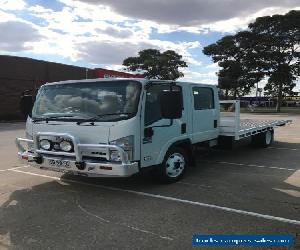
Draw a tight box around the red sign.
[95,68,143,79]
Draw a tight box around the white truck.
[16,78,290,183]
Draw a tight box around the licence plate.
[48,159,71,168]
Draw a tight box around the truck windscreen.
[32,80,141,122]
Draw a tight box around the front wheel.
[155,147,188,184]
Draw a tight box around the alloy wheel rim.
[166,153,185,178]
[266,131,272,145]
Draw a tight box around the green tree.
[203,10,300,111]
[263,64,297,98]
[203,32,263,98]
[123,49,187,80]
[248,10,300,111]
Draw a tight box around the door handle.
[214,120,218,128]
[181,123,187,134]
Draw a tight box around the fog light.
[40,139,52,150]
[59,140,73,152]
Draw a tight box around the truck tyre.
[155,147,188,184]
[251,130,274,148]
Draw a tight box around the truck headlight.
[39,139,52,150]
[59,140,73,152]
[109,135,134,162]
[110,150,122,162]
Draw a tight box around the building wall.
[0,55,96,120]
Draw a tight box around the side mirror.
[20,94,34,117]
[160,91,183,119]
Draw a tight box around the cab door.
[191,86,218,143]
[140,84,186,168]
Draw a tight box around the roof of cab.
[45,78,149,86]
[44,78,216,88]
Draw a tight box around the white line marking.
[78,204,111,223]
[10,169,300,227]
[118,224,173,241]
[11,169,61,179]
[0,166,28,172]
[269,147,300,151]
[202,160,296,171]
[78,204,173,241]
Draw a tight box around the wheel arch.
[156,138,192,165]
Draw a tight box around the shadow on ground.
[1,141,300,250]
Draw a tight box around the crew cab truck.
[16,79,290,183]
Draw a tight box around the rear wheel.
[155,147,188,183]
[251,129,274,148]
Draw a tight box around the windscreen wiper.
[76,113,131,125]
[32,115,77,123]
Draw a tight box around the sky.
[0,0,299,93]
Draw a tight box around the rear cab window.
[193,87,215,110]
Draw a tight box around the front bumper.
[16,133,139,177]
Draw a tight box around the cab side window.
[145,84,182,126]
[193,87,215,110]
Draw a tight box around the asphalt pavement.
[0,113,299,250]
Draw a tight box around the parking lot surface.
[0,113,300,250]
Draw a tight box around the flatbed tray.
[219,100,291,140]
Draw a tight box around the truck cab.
[16,78,220,183]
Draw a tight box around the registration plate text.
[48,159,71,168]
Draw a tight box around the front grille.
[91,151,106,156]
[82,150,109,161]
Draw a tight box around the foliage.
[203,10,300,111]
[203,32,263,98]
[247,10,300,111]
[123,49,187,80]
